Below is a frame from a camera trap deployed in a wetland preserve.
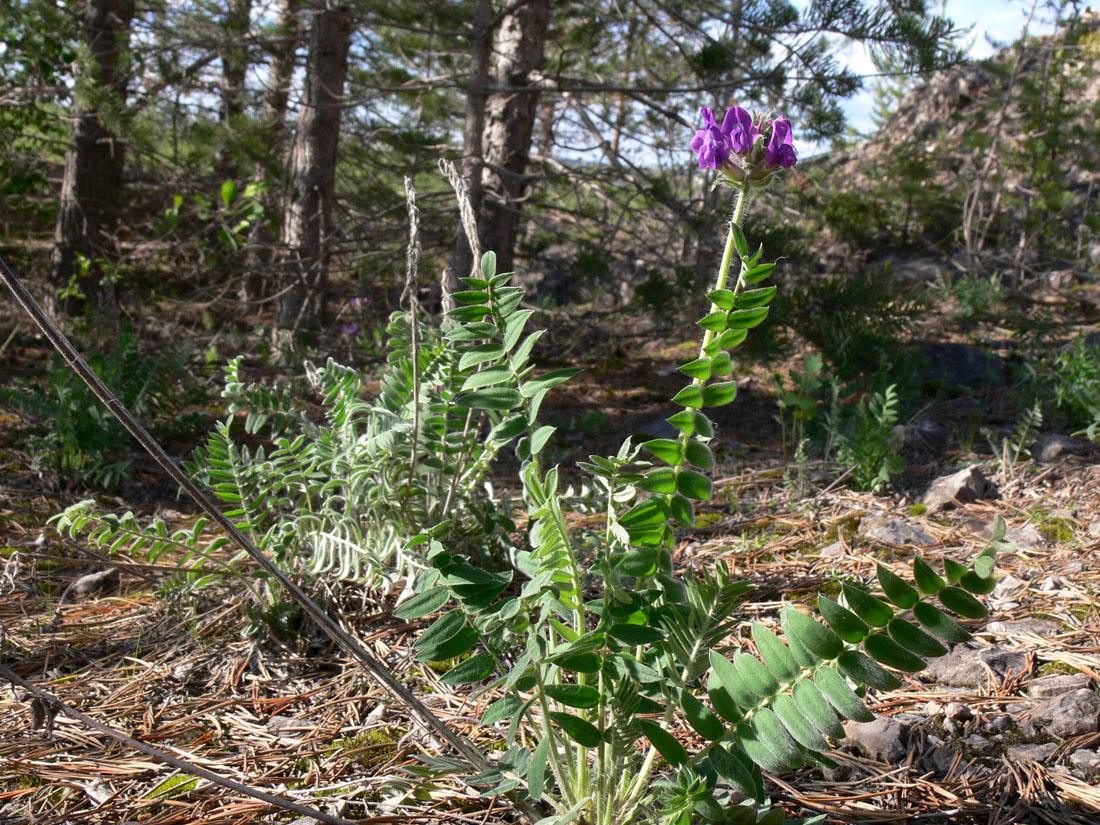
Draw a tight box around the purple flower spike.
[765,116,797,169]
[690,107,732,170]
[341,322,359,336]
[723,106,758,155]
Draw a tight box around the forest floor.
[3,281,1100,825]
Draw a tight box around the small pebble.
[945,702,973,722]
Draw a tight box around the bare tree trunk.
[214,0,253,183]
[272,3,353,356]
[448,0,493,294]
[49,0,136,335]
[478,0,550,276]
[240,0,301,304]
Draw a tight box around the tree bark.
[49,0,136,333]
[214,0,253,183]
[273,3,353,354]
[448,0,493,293]
[478,0,550,277]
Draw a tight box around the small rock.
[1032,432,1090,462]
[266,715,313,735]
[964,734,992,754]
[925,745,959,774]
[979,522,1046,550]
[1061,560,1085,574]
[843,717,909,762]
[1069,750,1100,775]
[858,515,936,547]
[922,643,1027,689]
[1048,269,1079,290]
[1088,521,1100,539]
[945,702,973,722]
[1030,689,1100,738]
[819,540,846,558]
[920,343,1006,389]
[893,420,952,454]
[988,618,1061,636]
[923,466,992,513]
[66,568,120,600]
[991,576,1028,599]
[1039,575,1064,592]
[941,719,958,736]
[1007,742,1058,764]
[1029,673,1092,699]
[924,701,944,718]
[986,714,1013,734]
[820,762,853,782]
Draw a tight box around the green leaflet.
[394,587,450,619]
[549,712,604,748]
[482,695,525,726]
[638,467,677,494]
[678,689,726,740]
[680,357,712,380]
[709,650,758,710]
[734,286,777,309]
[772,692,829,752]
[841,583,894,627]
[939,586,988,619]
[458,343,505,371]
[864,632,926,672]
[521,368,581,398]
[782,606,843,660]
[752,623,801,683]
[912,601,972,643]
[684,439,715,469]
[726,307,769,329]
[707,672,743,723]
[818,596,870,644]
[814,666,874,722]
[836,649,901,692]
[734,653,780,699]
[528,736,549,800]
[440,652,495,684]
[550,650,602,673]
[912,557,945,594]
[707,288,737,310]
[888,618,948,659]
[784,627,821,669]
[743,262,775,284]
[461,365,513,390]
[943,558,967,585]
[738,708,802,773]
[792,680,844,739]
[704,744,757,798]
[699,310,729,332]
[676,469,713,500]
[608,623,665,645]
[639,719,687,767]
[413,608,465,652]
[455,387,522,410]
[960,571,996,595]
[413,626,479,663]
[544,683,601,709]
[673,384,704,409]
[669,493,695,527]
[876,563,920,609]
[702,381,738,407]
[645,438,683,464]
[711,351,733,376]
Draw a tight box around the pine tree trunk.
[478,0,550,276]
[449,0,493,292]
[273,3,352,355]
[214,0,253,183]
[48,0,136,334]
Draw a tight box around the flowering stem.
[695,183,749,365]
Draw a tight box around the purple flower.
[764,117,797,169]
[341,322,359,336]
[724,106,758,155]
[690,107,731,170]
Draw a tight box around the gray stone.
[1029,673,1092,699]
[991,576,1028,599]
[1030,689,1100,738]
[988,618,1062,637]
[887,256,944,285]
[924,745,959,774]
[979,522,1046,550]
[964,734,993,754]
[1048,269,1079,290]
[1007,743,1058,764]
[1039,575,1065,592]
[986,714,1013,734]
[921,643,1027,689]
[65,568,120,600]
[893,420,952,454]
[920,343,1006,389]
[1069,750,1100,775]
[858,515,936,547]
[1033,432,1091,462]
[944,702,973,722]
[923,466,992,513]
[819,540,846,558]
[843,717,909,762]
[1089,521,1100,539]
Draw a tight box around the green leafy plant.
[833,384,905,493]
[1,328,196,488]
[392,130,1002,824]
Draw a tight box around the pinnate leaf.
[876,563,919,608]
[782,606,843,660]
